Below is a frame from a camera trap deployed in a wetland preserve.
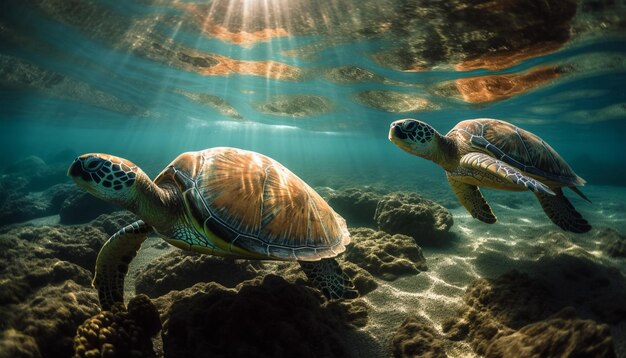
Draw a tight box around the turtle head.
[68,153,140,206]
[389,119,439,159]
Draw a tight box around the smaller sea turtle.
[68,147,357,309]
[389,118,591,233]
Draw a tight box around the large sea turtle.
[68,147,357,309]
[389,118,591,233]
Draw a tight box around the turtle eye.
[83,157,105,172]
[403,121,417,132]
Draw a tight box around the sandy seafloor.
[8,177,621,357]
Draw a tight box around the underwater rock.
[3,155,47,175]
[3,224,109,273]
[354,90,438,112]
[74,294,161,358]
[135,250,262,298]
[327,188,382,228]
[0,259,99,357]
[59,191,120,225]
[595,228,626,258]
[90,211,141,236]
[155,275,364,358]
[374,192,453,246]
[253,94,334,117]
[345,228,427,281]
[337,261,379,297]
[0,183,76,226]
[485,307,615,358]
[443,268,620,357]
[392,315,447,358]
[0,329,41,358]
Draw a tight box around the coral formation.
[374,192,453,246]
[327,188,381,228]
[345,228,427,281]
[392,315,447,358]
[155,275,367,358]
[74,294,161,358]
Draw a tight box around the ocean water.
[1,0,626,357]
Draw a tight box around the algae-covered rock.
[134,250,262,298]
[156,275,366,358]
[5,224,109,272]
[597,228,626,258]
[90,211,140,236]
[0,183,77,226]
[345,228,427,281]
[485,308,615,358]
[374,192,453,246]
[59,191,119,225]
[0,278,99,358]
[392,315,448,358]
[327,188,381,228]
[443,267,620,357]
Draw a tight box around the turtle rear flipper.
[447,175,497,224]
[535,188,591,233]
[94,220,152,309]
[299,258,358,300]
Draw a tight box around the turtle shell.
[154,147,349,261]
[447,119,585,186]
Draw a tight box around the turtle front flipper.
[535,188,591,233]
[94,220,152,309]
[299,258,358,300]
[459,152,555,195]
[447,175,497,224]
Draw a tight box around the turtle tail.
[93,220,152,310]
[569,186,592,204]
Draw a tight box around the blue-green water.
[1,0,626,357]
[2,0,625,186]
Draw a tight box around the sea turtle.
[388,118,591,233]
[68,147,357,309]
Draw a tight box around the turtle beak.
[68,157,93,184]
[68,158,83,178]
[388,121,406,143]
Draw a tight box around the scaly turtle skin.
[68,147,357,309]
[389,118,591,233]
